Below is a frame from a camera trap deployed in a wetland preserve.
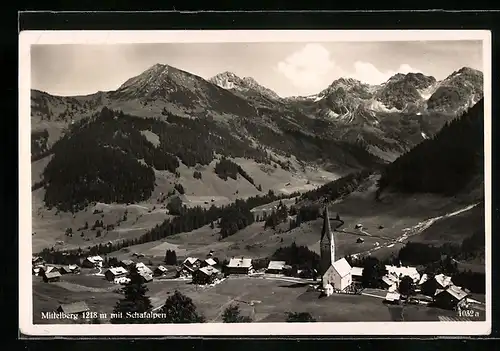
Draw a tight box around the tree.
[361,257,387,288]
[159,290,206,323]
[164,250,177,265]
[222,304,252,323]
[398,275,415,297]
[111,265,154,324]
[285,312,316,322]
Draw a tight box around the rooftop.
[267,261,286,271]
[228,257,252,268]
[332,258,352,278]
[58,301,90,314]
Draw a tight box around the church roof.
[332,258,352,278]
[321,206,333,242]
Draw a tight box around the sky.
[31,41,484,98]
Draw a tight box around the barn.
[421,274,453,297]
[82,256,104,268]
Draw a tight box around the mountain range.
[31,63,483,211]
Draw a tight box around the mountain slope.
[377,98,484,197]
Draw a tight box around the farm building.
[177,265,196,278]
[385,265,421,283]
[322,258,353,292]
[135,262,153,276]
[192,266,221,285]
[32,266,42,276]
[154,265,169,277]
[182,257,202,269]
[137,270,153,283]
[57,301,90,316]
[43,271,62,283]
[119,259,135,269]
[200,258,217,268]
[226,257,253,275]
[82,256,104,268]
[421,274,453,297]
[39,265,57,275]
[434,285,469,310]
[350,267,364,282]
[384,292,401,304]
[266,261,286,274]
[104,267,128,281]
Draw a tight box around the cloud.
[277,44,335,94]
[347,62,423,85]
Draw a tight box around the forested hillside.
[377,98,484,196]
[38,105,383,212]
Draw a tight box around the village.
[31,206,485,323]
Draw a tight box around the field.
[33,273,485,324]
[117,175,484,264]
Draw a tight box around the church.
[320,205,353,292]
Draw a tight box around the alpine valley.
[30,63,484,261]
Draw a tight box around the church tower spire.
[320,204,336,276]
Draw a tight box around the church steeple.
[320,204,336,276]
[321,205,333,242]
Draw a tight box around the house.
[350,267,364,282]
[68,264,80,273]
[154,265,169,277]
[135,262,153,276]
[385,265,421,283]
[384,292,401,304]
[82,256,104,268]
[381,275,399,292]
[322,258,352,291]
[266,261,286,274]
[39,265,57,275]
[32,256,45,266]
[32,266,42,276]
[119,259,135,269]
[43,271,62,283]
[421,273,453,297]
[59,266,73,275]
[192,266,221,285]
[177,264,196,278]
[200,258,217,268]
[418,273,429,286]
[182,257,201,269]
[137,270,153,283]
[57,301,90,316]
[104,267,128,281]
[434,285,469,310]
[226,257,253,275]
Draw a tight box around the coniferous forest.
[378,99,484,196]
[38,106,382,212]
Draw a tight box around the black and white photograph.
[19,30,491,336]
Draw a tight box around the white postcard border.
[19,29,492,336]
